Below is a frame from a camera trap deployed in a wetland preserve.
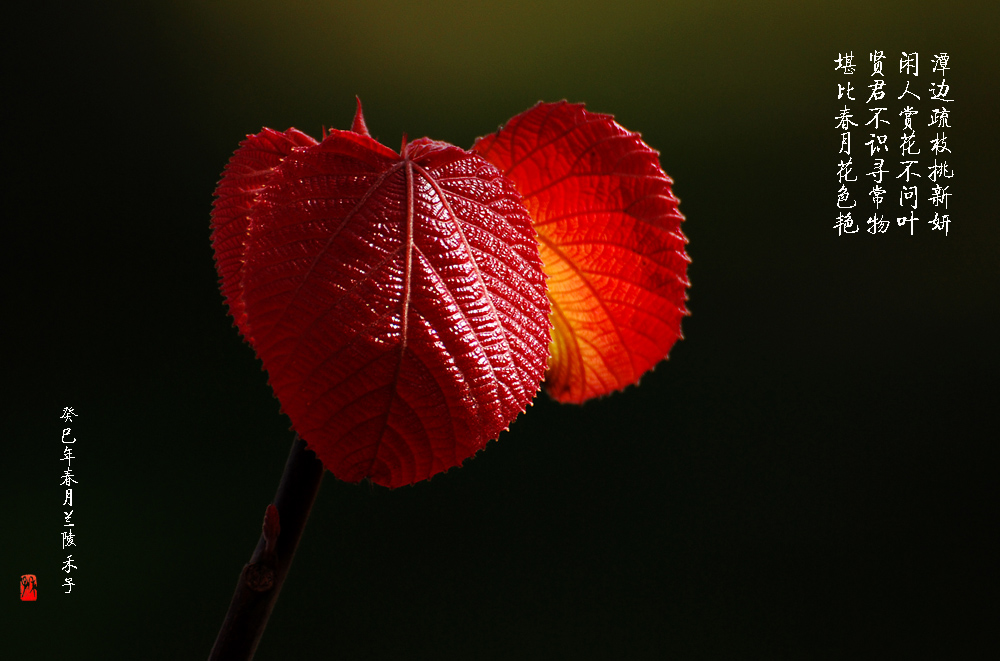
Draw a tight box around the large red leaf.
[211,107,551,487]
[473,101,690,403]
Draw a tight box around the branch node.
[243,563,275,592]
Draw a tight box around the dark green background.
[7,1,997,658]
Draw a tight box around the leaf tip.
[351,96,371,137]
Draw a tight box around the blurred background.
[6,1,997,657]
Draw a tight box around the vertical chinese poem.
[838,50,954,237]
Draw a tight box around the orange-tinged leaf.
[473,101,690,403]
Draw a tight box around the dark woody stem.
[209,435,325,661]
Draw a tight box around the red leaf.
[473,101,690,403]
[211,104,551,487]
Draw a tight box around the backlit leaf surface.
[211,128,318,340]
[211,109,551,487]
[473,102,690,403]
